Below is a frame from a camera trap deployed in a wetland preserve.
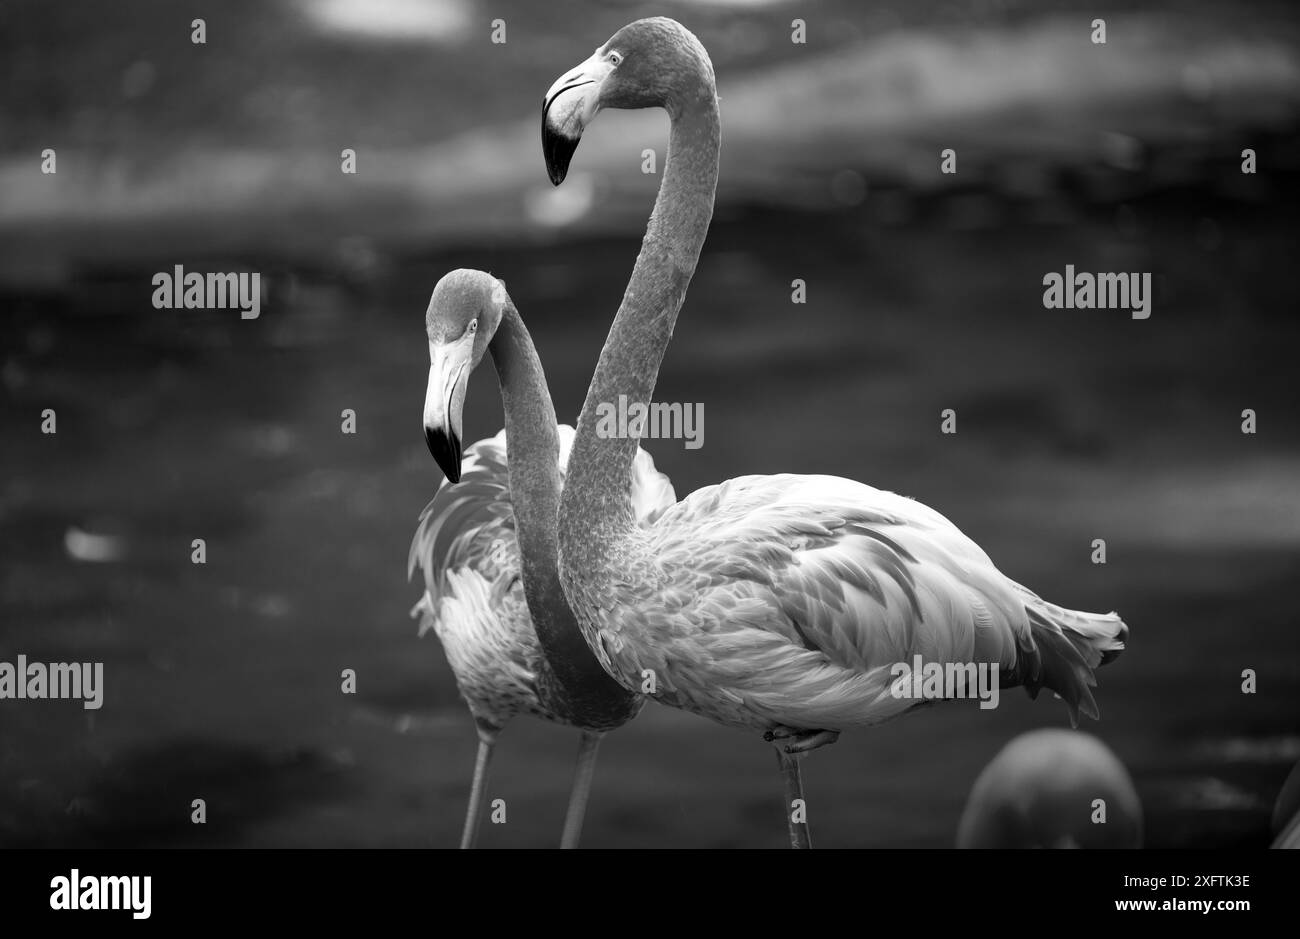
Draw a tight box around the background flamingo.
[1272,759,1300,848]
[409,269,675,847]
[542,17,1129,848]
[957,729,1142,847]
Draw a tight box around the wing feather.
[408,425,678,727]
[625,474,1126,730]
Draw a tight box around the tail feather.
[1008,588,1129,726]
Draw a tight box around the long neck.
[489,303,635,724]
[560,88,720,561]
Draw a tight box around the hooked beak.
[423,338,473,483]
[542,53,613,185]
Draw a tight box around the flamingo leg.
[559,730,604,849]
[765,726,840,754]
[460,724,498,849]
[776,747,813,849]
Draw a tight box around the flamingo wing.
[408,432,540,726]
[622,474,1126,731]
[408,431,519,614]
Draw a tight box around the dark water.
[2,185,1298,847]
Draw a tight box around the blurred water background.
[1,0,1299,847]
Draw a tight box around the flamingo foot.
[764,727,840,754]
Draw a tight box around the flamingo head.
[957,729,1143,848]
[542,17,714,185]
[422,269,509,483]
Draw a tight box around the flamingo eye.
[607,51,622,66]
[468,319,478,334]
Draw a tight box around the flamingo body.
[410,424,675,732]
[568,472,1128,735]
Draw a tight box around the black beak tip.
[424,426,462,484]
[541,119,579,187]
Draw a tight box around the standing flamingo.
[542,17,1130,848]
[409,269,675,848]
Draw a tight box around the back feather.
[409,425,676,615]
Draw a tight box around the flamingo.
[542,17,1130,848]
[957,729,1142,847]
[1272,759,1300,848]
[408,269,676,848]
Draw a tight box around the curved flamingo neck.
[489,302,637,726]
[560,79,720,563]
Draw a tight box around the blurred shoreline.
[2,9,1298,286]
